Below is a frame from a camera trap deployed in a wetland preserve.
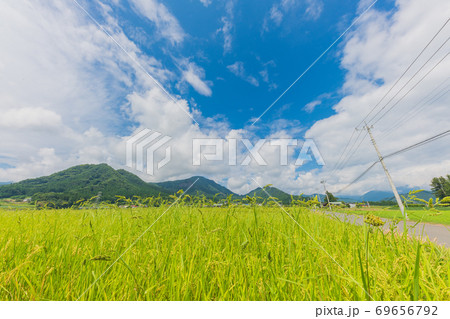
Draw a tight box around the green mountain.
[0,165,237,206]
[0,164,168,205]
[245,186,295,204]
[156,176,235,198]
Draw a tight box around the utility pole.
[364,124,407,219]
[321,180,332,211]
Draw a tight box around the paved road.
[321,211,450,248]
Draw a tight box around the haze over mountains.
[0,164,433,204]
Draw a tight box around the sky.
[0,0,449,195]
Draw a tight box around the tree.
[430,175,450,200]
[324,191,338,205]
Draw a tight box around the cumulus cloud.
[0,108,62,129]
[0,0,175,181]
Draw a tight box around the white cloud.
[258,60,277,89]
[303,100,321,113]
[180,61,213,96]
[259,69,269,83]
[0,0,175,181]
[199,0,212,7]
[270,6,283,26]
[217,0,234,53]
[264,0,323,32]
[227,61,259,87]
[305,0,324,20]
[227,61,245,76]
[129,0,185,45]
[247,77,259,87]
[0,107,62,129]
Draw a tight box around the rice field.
[0,205,449,301]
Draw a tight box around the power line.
[336,131,369,172]
[382,88,448,139]
[378,80,450,140]
[324,129,357,180]
[250,0,380,126]
[371,51,449,125]
[325,128,366,181]
[336,161,378,194]
[366,36,449,125]
[383,130,450,159]
[335,129,450,194]
[356,18,450,128]
[379,77,450,134]
[323,18,450,182]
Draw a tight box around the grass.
[0,199,34,210]
[336,206,450,225]
[0,205,449,301]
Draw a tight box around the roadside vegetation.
[335,206,450,225]
[334,189,450,225]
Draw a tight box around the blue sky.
[86,0,383,133]
[0,0,449,195]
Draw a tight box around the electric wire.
[378,81,450,140]
[323,19,450,183]
[371,51,449,126]
[335,130,450,193]
[356,18,450,128]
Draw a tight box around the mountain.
[338,189,436,203]
[0,164,168,205]
[0,165,237,205]
[245,186,295,204]
[0,163,437,207]
[361,190,395,202]
[336,195,362,203]
[386,190,435,202]
[156,176,235,198]
[0,182,11,186]
[335,191,395,203]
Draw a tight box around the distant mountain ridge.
[338,190,435,203]
[0,163,436,205]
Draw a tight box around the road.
[321,211,450,248]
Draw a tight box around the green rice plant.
[0,204,448,301]
[364,214,385,227]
